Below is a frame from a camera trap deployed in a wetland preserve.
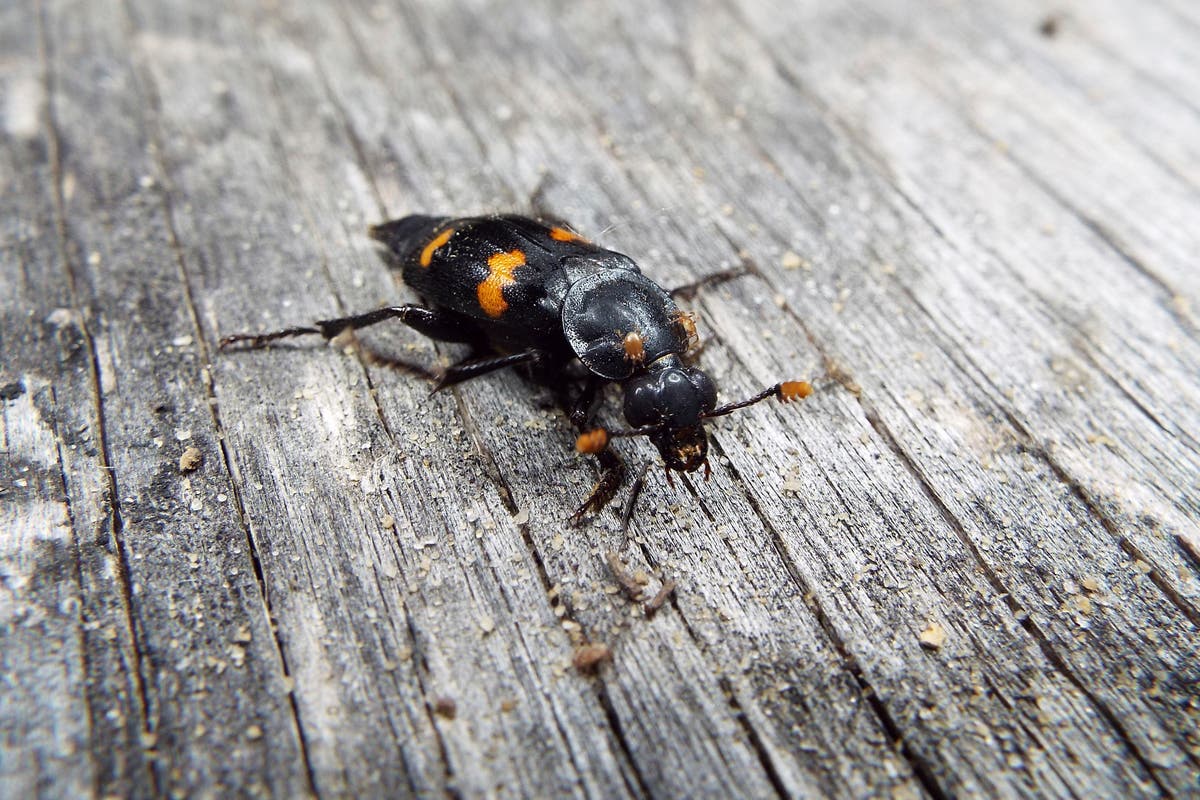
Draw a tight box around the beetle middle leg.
[432,349,547,392]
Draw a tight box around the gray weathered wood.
[2,0,1198,797]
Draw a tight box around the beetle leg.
[432,349,546,392]
[354,343,441,382]
[568,376,606,428]
[220,304,480,349]
[668,266,752,301]
[619,462,651,533]
[569,447,625,526]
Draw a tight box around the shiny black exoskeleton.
[221,214,808,522]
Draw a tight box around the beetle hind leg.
[220,304,480,350]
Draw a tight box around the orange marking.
[549,226,586,243]
[779,381,814,402]
[420,228,454,267]
[576,429,609,454]
[622,331,646,365]
[478,249,526,317]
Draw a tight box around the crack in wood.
[115,6,325,792]
[37,5,159,793]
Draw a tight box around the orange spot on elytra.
[478,249,526,318]
[420,228,454,267]
[549,227,585,243]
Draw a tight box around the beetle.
[220,214,811,522]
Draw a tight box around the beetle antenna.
[701,380,813,419]
[575,381,811,454]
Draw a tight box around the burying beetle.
[221,214,811,522]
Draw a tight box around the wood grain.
[2,0,1197,797]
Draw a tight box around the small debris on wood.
[1080,577,1101,593]
[644,580,677,617]
[479,615,496,635]
[179,446,203,473]
[782,476,806,495]
[824,358,862,396]
[1038,13,1061,38]
[244,724,263,741]
[606,551,644,602]
[781,250,808,271]
[0,380,25,401]
[433,696,457,719]
[572,643,612,674]
[919,621,946,650]
[499,698,517,713]
[380,513,396,529]
[1176,534,1200,567]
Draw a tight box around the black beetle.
[221,214,810,521]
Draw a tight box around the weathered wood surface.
[2,0,1198,796]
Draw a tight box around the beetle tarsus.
[569,448,625,526]
[219,325,324,350]
[669,267,751,301]
[619,462,651,532]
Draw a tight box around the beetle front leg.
[569,447,625,526]
[568,376,606,428]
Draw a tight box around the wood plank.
[0,383,93,796]
[125,2,649,795]
[1,3,152,795]
[28,1,313,795]
[238,2,926,795]
[670,0,1200,790]
[1,15,93,794]
[255,1,1190,796]
[3,0,1197,796]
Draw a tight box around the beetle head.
[622,362,717,472]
